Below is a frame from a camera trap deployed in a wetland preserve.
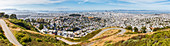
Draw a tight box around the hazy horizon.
[1,0,170,11]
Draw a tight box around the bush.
[113,30,170,46]
[16,33,25,39]
[9,19,38,32]
[0,26,11,45]
[126,26,132,30]
[39,24,43,30]
[0,33,6,39]
[36,38,42,42]
[8,43,13,46]
[22,42,26,46]
[14,31,67,46]
[134,27,138,32]
[12,26,17,28]
[20,36,31,42]
[3,14,9,18]
[107,44,113,46]
[10,14,17,19]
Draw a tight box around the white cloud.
[78,0,89,4]
[77,0,110,4]
[0,0,65,9]
[0,6,16,9]
[104,0,170,10]
[0,0,65,6]
[1,0,170,10]
[119,0,167,3]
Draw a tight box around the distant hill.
[1,9,170,14]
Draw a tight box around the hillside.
[0,25,13,46]
[4,19,68,46]
[88,27,170,46]
[109,30,170,46]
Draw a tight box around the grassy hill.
[13,30,67,46]
[6,19,170,46]
[4,19,69,46]
[8,19,38,32]
[110,30,170,46]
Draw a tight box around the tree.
[31,19,36,23]
[141,27,147,33]
[0,12,5,17]
[39,19,45,23]
[153,28,161,31]
[3,14,9,18]
[36,38,42,42]
[69,14,81,17]
[25,19,30,22]
[39,24,44,30]
[47,27,50,29]
[126,25,132,30]
[37,18,45,23]
[10,14,17,19]
[134,27,138,32]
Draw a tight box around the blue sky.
[1,0,170,11]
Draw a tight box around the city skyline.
[1,0,170,11]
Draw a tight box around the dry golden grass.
[91,28,170,46]
[90,29,119,40]
[4,19,55,37]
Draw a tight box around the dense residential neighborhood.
[25,14,105,38]
[13,12,170,38]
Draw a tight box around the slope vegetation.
[111,30,170,46]
[4,19,68,46]
[0,25,12,46]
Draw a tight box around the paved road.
[0,19,22,46]
[56,28,126,45]
[88,28,126,46]
[91,28,126,39]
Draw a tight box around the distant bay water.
[1,9,170,14]
[112,10,170,14]
[37,10,170,14]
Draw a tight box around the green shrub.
[14,31,67,46]
[22,42,26,46]
[20,36,31,42]
[9,19,38,32]
[113,30,170,46]
[126,25,132,30]
[0,25,11,45]
[36,38,42,42]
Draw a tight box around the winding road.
[87,28,126,46]
[0,19,22,46]
[91,28,126,39]
[0,19,125,46]
[56,28,126,45]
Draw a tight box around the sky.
[1,0,170,11]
